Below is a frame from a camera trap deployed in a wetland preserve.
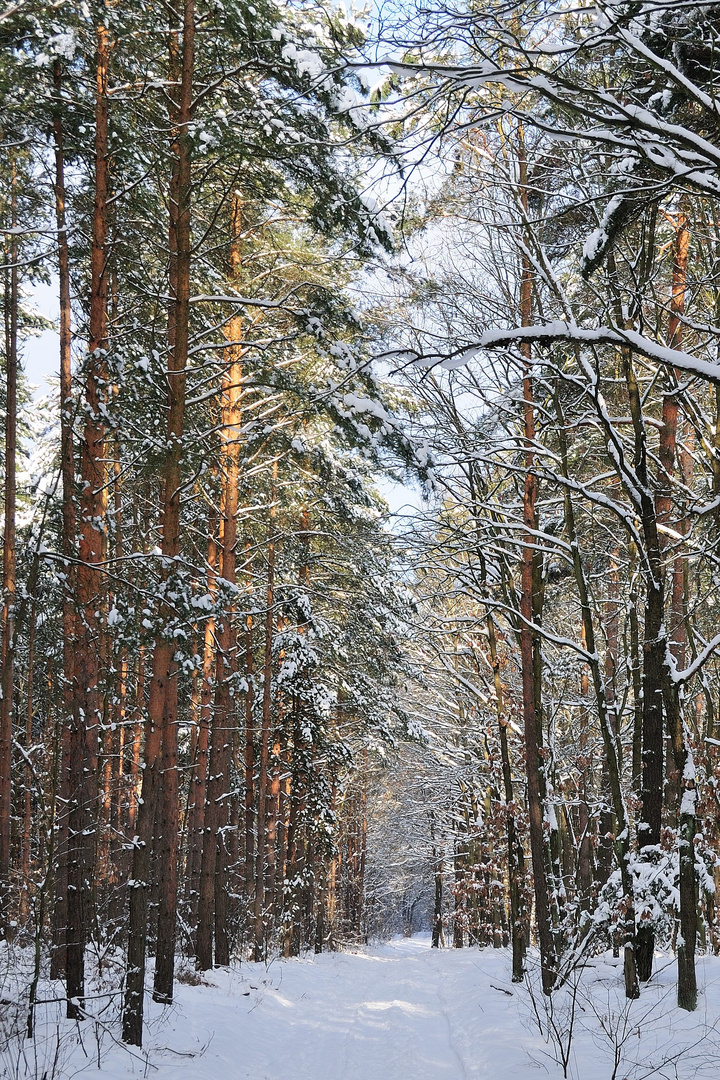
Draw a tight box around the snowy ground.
[4,936,720,1079]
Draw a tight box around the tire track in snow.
[424,946,471,1080]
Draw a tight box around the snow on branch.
[667,631,720,686]
[475,322,720,384]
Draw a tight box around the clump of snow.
[281,42,327,81]
[582,226,609,265]
[581,193,624,270]
[680,788,697,815]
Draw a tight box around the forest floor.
[3,935,720,1079]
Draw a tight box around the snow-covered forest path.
[12,936,720,1080]
[134,935,532,1080]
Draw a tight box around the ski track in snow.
[8,936,720,1079]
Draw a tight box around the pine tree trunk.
[357,751,367,939]
[197,385,241,969]
[185,515,217,927]
[19,605,36,925]
[0,163,18,936]
[254,474,277,960]
[244,573,255,900]
[265,726,281,936]
[196,198,243,970]
[122,0,194,1043]
[66,24,110,1015]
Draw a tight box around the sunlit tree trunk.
[197,202,243,968]
[123,0,194,1043]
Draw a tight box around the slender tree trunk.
[123,0,194,1043]
[621,338,665,984]
[154,665,179,1001]
[66,24,110,1016]
[19,604,36,925]
[254,465,277,961]
[577,625,593,910]
[596,551,620,890]
[186,513,217,926]
[555,386,639,999]
[214,203,243,968]
[661,212,696,1010]
[486,616,526,978]
[127,648,144,835]
[628,541,643,797]
[0,160,18,937]
[670,425,693,1002]
[265,724,281,935]
[314,860,326,954]
[244,555,255,902]
[431,850,443,949]
[518,132,555,994]
[196,244,242,968]
[357,749,367,939]
[453,834,465,949]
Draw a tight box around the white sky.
[24,279,59,399]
